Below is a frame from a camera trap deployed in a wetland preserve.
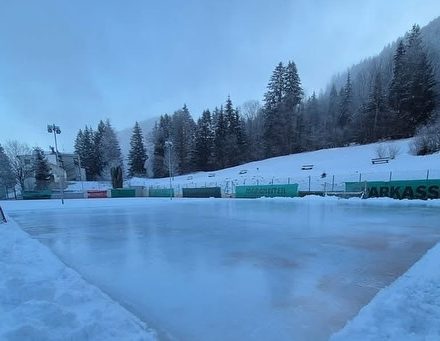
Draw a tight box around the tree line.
[2,24,438,189]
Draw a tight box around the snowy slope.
[125,139,440,192]
[0,215,156,341]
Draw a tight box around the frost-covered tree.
[0,144,16,194]
[3,140,33,191]
[99,120,123,179]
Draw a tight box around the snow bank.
[0,216,156,341]
[331,243,440,341]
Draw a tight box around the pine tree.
[360,72,390,142]
[338,72,353,129]
[128,121,148,177]
[213,106,227,169]
[283,61,303,110]
[403,24,436,130]
[100,120,123,180]
[0,144,16,193]
[171,104,196,174]
[33,148,52,190]
[264,62,285,111]
[152,114,173,178]
[389,40,406,116]
[74,126,96,180]
[93,120,106,177]
[194,109,214,171]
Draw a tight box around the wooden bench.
[301,164,314,170]
[371,157,390,165]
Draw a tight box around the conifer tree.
[33,148,52,190]
[194,109,214,171]
[100,120,123,179]
[338,72,353,129]
[171,104,196,174]
[128,121,148,177]
[213,106,227,169]
[360,72,389,142]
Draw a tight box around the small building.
[18,150,86,191]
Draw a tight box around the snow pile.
[0,217,156,341]
[331,243,440,340]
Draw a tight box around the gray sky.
[1,0,439,151]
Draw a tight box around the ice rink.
[7,198,440,340]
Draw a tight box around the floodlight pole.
[47,124,64,204]
[165,141,173,200]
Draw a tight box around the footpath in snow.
[0,215,156,341]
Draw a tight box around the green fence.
[110,189,136,198]
[148,188,174,197]
[235,184,299,198]
[345,179,440,200]
[22,190,52,200]
[182,187,221,198]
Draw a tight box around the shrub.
[409,117,440,156]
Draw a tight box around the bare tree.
[4,140,33,191]
[240,100,261,120]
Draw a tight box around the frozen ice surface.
[0,211,156,341]
[4,198,440,340]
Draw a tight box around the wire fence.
[143,169,440,194]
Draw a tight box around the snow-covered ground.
[332,241,440,340]
[67,139,440,192]
[2,197,440,340]
[0,210,156,341]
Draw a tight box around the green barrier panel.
[182,187,221,198]
[236,184,299,198]
[345,179,440,200]
[22,190,52,200]
[110,189,136,198]
[149,188,174,197]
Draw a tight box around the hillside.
[125,139,440,192]
[330,16,440,101]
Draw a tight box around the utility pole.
[47,124,64,204]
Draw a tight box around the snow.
[0,212,156,341]
[331,242,440,340]
[66,138,440,192]
[3,197,440,340]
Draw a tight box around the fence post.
[426,169,430,181]
[308,175,311,192]
[288,177,290,184]
[359,173,362,183]
[332,175,335,192]
[389,171,392,182]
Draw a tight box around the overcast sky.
[1,0,439,151]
